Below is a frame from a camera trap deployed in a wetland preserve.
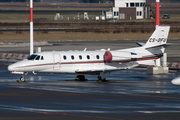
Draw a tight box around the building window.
[143,3,145,7]
[140,3,143,7]
[135,3,139,7]
[114,12,116,16]
[139,11,142,16]
[126,3,129,7]
[137,11,139,16]
[117,12,119,16]
[140,3,145,7]
[114,12,119,16]
[130,3,134,7]
[137,11,142,16]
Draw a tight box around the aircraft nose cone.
[8,64,14,71]
[171,77,180,85]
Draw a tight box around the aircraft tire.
[97,80,109,83]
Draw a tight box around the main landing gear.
[17,72,28,82]
[97,72,109,82]
[75,75,87,81]
[75,73,109,82]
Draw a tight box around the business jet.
[8,25,170,82]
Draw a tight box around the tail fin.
[143,25,170,49]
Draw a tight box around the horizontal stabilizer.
[136,42,145,47]
[75,69,104,75]
[145,43,172,49]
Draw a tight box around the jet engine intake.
[104,51,131,63]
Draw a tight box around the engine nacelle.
[104,51,131,63]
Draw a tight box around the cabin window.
[41,56,44,60]
[35,56,40,60]
[27,55,37,60]
[96,55,100,59]
[71,55,74,60]
[63,55,67,60]
[87,55,90,60]
[79,55,82,60]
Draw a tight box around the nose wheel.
[17,72,28,82]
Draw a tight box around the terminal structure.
[106,0,150,20]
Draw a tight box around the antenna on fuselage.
[83,48,87,51]
[30,0,34,55]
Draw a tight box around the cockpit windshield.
[27,55,44,60]
[35,56,40,60]
[27,55,37,60]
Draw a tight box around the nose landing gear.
[17,72,28,82]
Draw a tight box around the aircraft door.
[53,53,61,70]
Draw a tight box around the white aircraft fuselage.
[8,26,170,81]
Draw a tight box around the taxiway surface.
[1,63,180,120]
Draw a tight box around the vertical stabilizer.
[143,26,170,49]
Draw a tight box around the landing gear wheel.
[75,75,87,81]
[97,78,109,82]
[17,77,27,82]
[17,72,28,82]
[20,77,25,82]
[97,73,109,82]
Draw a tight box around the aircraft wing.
[75,68,123,75]
[75,61,139,75]
[75,69,104,75]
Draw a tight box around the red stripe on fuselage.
[15,56,159,69]
[16,63,53,69]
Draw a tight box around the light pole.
[30,0,34,55]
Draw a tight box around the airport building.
[107,0,150,20]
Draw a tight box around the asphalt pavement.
[1,63,180,119]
